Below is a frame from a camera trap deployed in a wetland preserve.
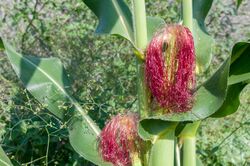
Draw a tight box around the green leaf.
[193,19,214,74]
[82,0,134,43]
[237,0,243,9]
[192,0,215,73]
[138,121,177,166]
[0,38,4,51]
[138,119,177,141]
[68,118,111,166]
[138,120,177,166]
[179,121,201,137]
[141,57,230,122]
[212,42,250,117]
[0,146,12,166]
[146,16,165,43]
[229,73,250,85]
[1,39,110,166]
[193,0,213,22]
[229,42,250,85]
[196,156,204,166]
[82,0,165,49]
[212,84,246,117]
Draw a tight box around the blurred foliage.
[0,0,249,165]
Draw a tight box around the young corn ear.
[145,25,196,113]
[99,113,142,166]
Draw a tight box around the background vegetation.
[0,0,249,165]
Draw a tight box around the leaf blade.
[212,41,250,117]
[82,0,134,42]
[0,146,12,166]
[192,0,215,73]
[146,16,165,43]
[237,0,243,9]
[1,39,110,166]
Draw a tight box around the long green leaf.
[0,146,12,166]
[1,38,110,166]
[192,0,215,73]
[212,42,250,117]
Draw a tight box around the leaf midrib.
[0,159,10,166]
[6,43,100,136]
[111,0,133,41]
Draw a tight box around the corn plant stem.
[182,0,196,165]
[132,0,148,49]
[149,127,176,166]
[183,137,196,166]
[132,0,149,117]
[180,121,201,166]
[182,0,193,33]
[175,141,181,166]
[132,0,148,165]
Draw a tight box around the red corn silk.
[145,25,196,113]
[99,113,141,166]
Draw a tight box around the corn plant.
[0,0,249,166]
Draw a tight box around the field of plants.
[0,0,249,165]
